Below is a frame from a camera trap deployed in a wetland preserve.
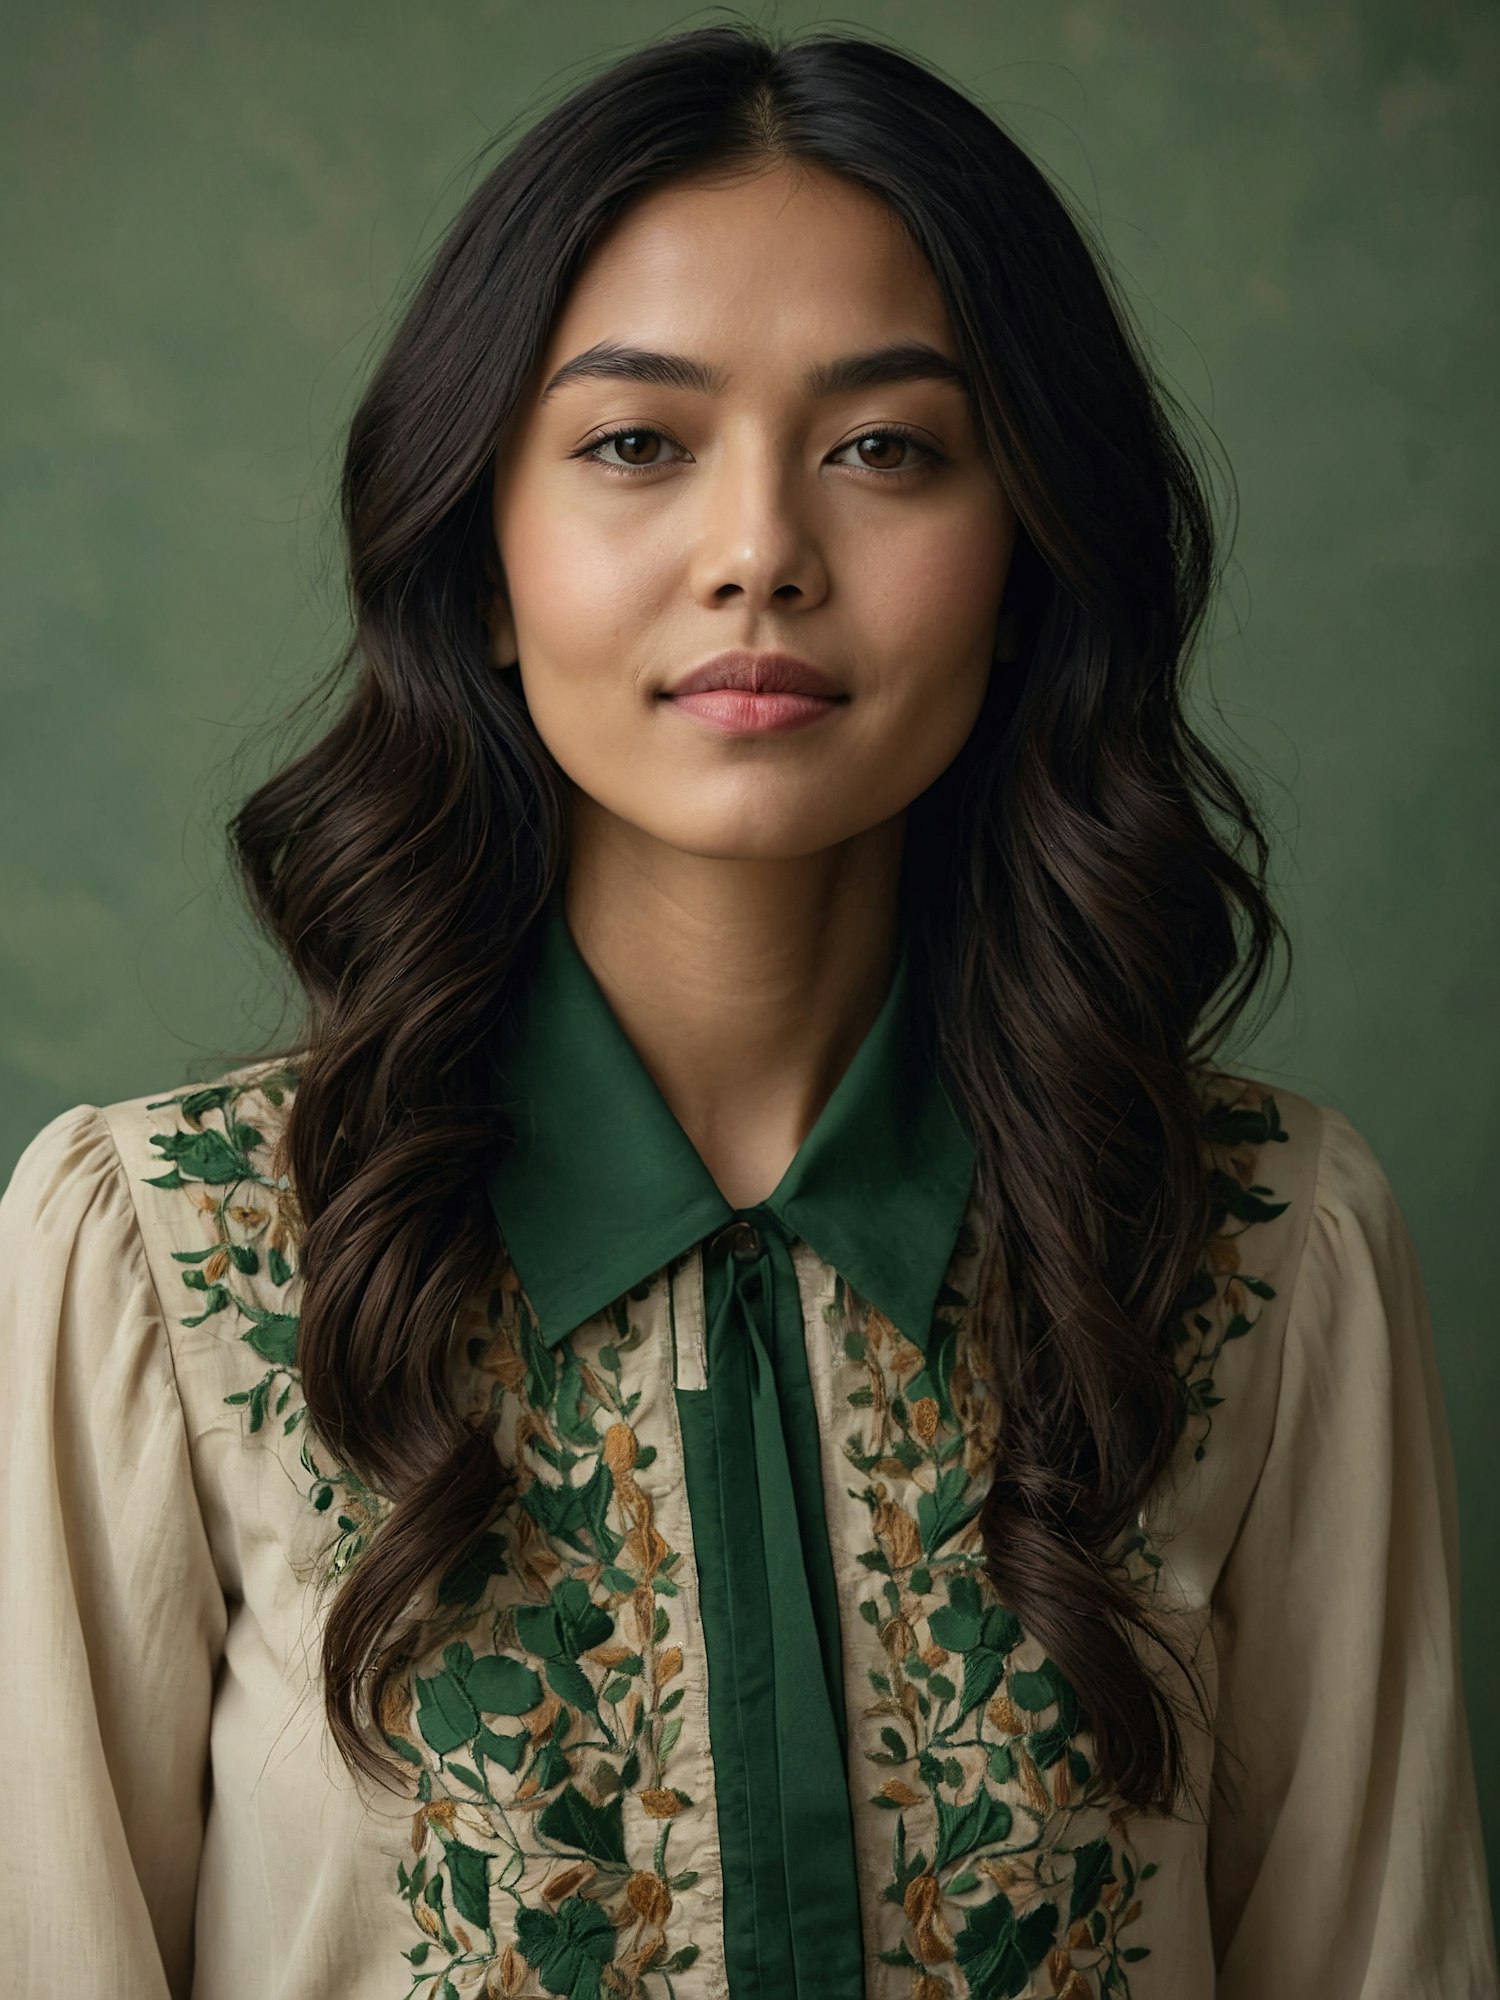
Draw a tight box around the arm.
[3,1104,228,1999]
[1207,1104,1498,1996]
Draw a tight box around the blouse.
[3,886,1496,2000]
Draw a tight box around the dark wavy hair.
[226,20,1288,1815]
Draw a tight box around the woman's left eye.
[570,426,944,479]
[833,429,944,475]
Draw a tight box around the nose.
[690,441,829,612]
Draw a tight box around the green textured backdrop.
[4,0,1495,1918]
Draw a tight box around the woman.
[4,21,1493,2000]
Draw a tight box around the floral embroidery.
[837,1073,1290,1997]
[141,1064,384,1579]
[141,1067,711,1996]
[385,1269,712,1998]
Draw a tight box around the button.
[708,1220,763,1260]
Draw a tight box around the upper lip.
[663,650,846,700]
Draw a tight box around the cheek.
[869,512,1006,656]
[499,499,653,677]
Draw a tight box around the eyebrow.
[538,339,971,404]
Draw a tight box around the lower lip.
[664,690,843,734]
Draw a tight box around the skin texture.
[488,159,1018,1206]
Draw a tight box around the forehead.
[537,163,954,381]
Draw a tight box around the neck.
[561,791,908,1208]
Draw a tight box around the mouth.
[662,686,844,737]
[661,648,847,701]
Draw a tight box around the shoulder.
[1193,1067,1412,1332]
[99,1055,304,1207]
[1144,1069,1413,1567]
[91,1056,309,1392]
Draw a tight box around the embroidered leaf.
[535,1784,627,1866]
[935,1789,1013,1869]
[181,1286,231,1326]
[515,1894,616,1990]
[546,1658,599,1717]
[958,1645,1007,1716]
[1067,1836,1112,1922]
[953,1890,1058,2000]
[908,1312,960,1427]
[443,1840,492,1933]
[516,1311,559,1413]
[148,1128,253,1184]
[553,1350,599,1447]
[239,1308,298,1366]
[530,1737,571,1792]
[267,1245,293,1286]
[521,1461,624,1563]
[928,1578,981,1651]
[465,1654,543,1717]
[1028,1717,1072,1770]
[917,1465,975,1553]
[475,1727,528,1772]
[415,1671,478,1756]
[1007,1666,1060,1713]
[981,1603,1023,1656]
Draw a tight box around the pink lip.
[663,649,846,700]
[666,689,839,735]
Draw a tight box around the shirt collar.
[485,886,976,1353]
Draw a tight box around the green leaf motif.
[415,1671,478,1757]
[148,1127,252,1185]
[516,1576,615,1661]
[1066,1836,1112,1923]
[521,1461,625,1564]
[443,1840,492,1933]
[935,1789,1013,1870]
[953,1892,1059,2000]
[917,1465,976,1554]
[465,1653,544,1717]
[535,1785,627,1867]
[514,1894,616,1999]
[546,1657,599,1717]
[239,1308,299,1366]
[475,1727,528,1773]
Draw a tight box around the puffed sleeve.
[3,1104,228,1999]
[1206,1104,1498,1995]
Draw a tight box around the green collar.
[486,888,976,1353]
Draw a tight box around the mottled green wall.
[4,0,1495,1917]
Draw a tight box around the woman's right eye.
[571,426,684,477]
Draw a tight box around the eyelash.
[568,422,946,480]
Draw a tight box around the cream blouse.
[2,1044,1496,1998]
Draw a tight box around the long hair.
[228,20,1287,1814]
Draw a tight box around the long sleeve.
[3,1104,228,2000]
[1206,1104,1498,1995]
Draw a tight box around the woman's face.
[488,159,1018,865]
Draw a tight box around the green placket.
[676,1208,865,1997]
